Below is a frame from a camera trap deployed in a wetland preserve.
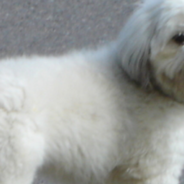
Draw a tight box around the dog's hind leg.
[0,111,45,184]
[0,74,45,184]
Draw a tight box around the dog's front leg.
[109,153,183,184]
[125,174,179,184]
[140,175,179,184]
[108,173,179,184]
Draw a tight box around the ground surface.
[0,0,183,183]
[0,0,138,57]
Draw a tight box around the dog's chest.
[136,97,184,127]
[122,82,184,133]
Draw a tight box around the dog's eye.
[172,33,184,45]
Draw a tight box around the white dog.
[1,0,184,184]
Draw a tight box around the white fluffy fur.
[1,0,184,184]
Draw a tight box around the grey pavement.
[0,0,138,57]
[0,0,183,184]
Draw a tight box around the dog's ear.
[116,2,161,89]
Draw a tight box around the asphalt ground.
[0,0,183,183]
[0,0,138,57]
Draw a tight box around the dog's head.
[118,0,184,102]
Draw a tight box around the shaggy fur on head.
[117,0,184,101]
[1,0,184,184]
